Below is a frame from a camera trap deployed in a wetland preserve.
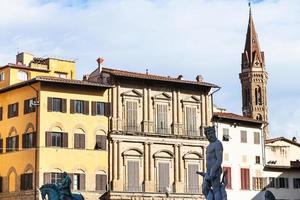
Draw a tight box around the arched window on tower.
[256,114,262,121]
[255,86,262,105]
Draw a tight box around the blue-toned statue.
[197,126,227,200]
[39,172,84,200]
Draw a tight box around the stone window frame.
[181,96,201,136]
[152,93,172,134]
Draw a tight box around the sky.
[0,0,300,139]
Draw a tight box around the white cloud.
[0,0,300,139]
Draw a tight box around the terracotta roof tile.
[102,67,218,88]
[265,137,300,147]
[213,112,264,124]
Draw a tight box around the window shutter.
[6,137,9,152]
[0,107,2,121]
[159,163,169,192]
[47,97,53,112]
[20,174,24,190]
[24,99,28,114]
[96,174,107,191]
[79,174,85,190]
[15,135,19,151]
[28,173,33,190]
[128,161,139,191]
[0,139,3,154]
[22,134,26,149]
[101,136,107,150]
[74,134,80,149]
[80,134,85,149]
[68,173,74,189]
[70,100,75,114]
[92,102,96,116]
[62,133,68,148]
[0,176,2,193]
[84,101,89,115]
[188,164,199,193]
[32,132,36,148]
[16,103,19,117]
[44,173,51,184]
[45,132,52,147]
[104,103,111,117]
[62,99,67,113]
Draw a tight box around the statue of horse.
[40,184,84,200]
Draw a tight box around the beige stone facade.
[88,66,218,200]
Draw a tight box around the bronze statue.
[198,126,227,200]
[58,172,73,200]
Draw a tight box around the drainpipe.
[261,122,269,167]
[209,86,221,122]
[28,83,40,200]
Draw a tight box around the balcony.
[123,124,141,133]
[124,184,143,192]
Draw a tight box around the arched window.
[17,71,28,81]
[72,169,86,191]
[46,126,67,148]
[255,86,262,105]
[256,114,262,121]
[96,170,107,191]
[74,128,85,149]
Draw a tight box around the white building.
[212,112,266,200]
[263,137,300,200]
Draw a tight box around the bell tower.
[240,5,268,130]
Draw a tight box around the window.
[157,104,168,134]
[47,97,67,113]
[186,107,197,136]
[268,177,275,188]
[70,100,89,115]
[74,133,85,149]
[158,162,170,192]
[20,173,33,190]
[255,156,261,164]
[51,173,62,184]
[241,130,247,143]
[241,168,250,190]
[277,178,289,189]
[17,71,28,81]
[222,128,230,141]
[8,103,18,118]
[72,174,85,190]
[127,161,140,192]
[6,136,19,152]
[255,86,262,105]
[187,164,199,193]
[253,177,267,190]
[293,178,300,189]
[254,132,260,144]
[24,98,36,114]
[126,101,138,131]
[223,167,232,189]
[96,174,107,191]
[0,72,5,81]
[95,135,107,150]
[0,107,2,121]
[22,132,36,149]
[45,132,68,148]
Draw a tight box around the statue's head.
[204,126,217,142]
[62,171,68,178]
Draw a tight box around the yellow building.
[0,53,111,200]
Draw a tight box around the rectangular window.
[126,101,138,131]
[187,164,199,193]
[222,128,230,141]
[45,132,68,148]
[268,177,275,188]
[254,132,260,144]
[96,174,107,191]
[24,98,36,114]
[277,177,289,189]
[127,161,140,192]
[75,100,84,113]
[6,136,19,152]
[293,178,300,189]
[51,173,62,184]
[223,167,232,189]
[71,100,89,115]
[158,162,170,193]
[92,102,110,116]
[253,177,267,190]
[157,104,168,134]
[20,173,33,190]
[48,97,66,113]
[255,156,261,164]
[0,72,5,81]
[8,103,18,118]
[241,130,247,143]
[0,107,3,121]
[96,102,105,115]
[23,132,36,149]
[72,174,85,190]
[241,168,250,190]
[74,133,85,149]
[95,135,107,150]
[186,107,197,136]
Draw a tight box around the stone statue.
[198,126,227,200]
[39,172,84,200]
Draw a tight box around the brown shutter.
[22,134,26,149]
[70,100,74,114]
[44,173,51,184]
[0,107,2,121]
[32,132,36,148]
[6,137,9,152]
[104,103,110,117]
[84,101,89,115]
[0,176,2,192]
[47,97,53,112]
[80,134,85,149]
[8,104,11,118]
[45,132,52,147]
[24,99,28,114]
[0,139,3,154]
[62,133,68,148]
[241,169,244,189]
[15,135,19,151]
[74,134,79,149]
[92,101,97,116]
[79,174,85,190]
[96,174,107,191]
[101,136,107,150]
[20,174,25,190]
[62,99,67,113]
[225,167,232,189]
[16,103,19,117]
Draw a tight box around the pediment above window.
[152,92,171,101]
[181,95,201,104]
[121,89,143,98]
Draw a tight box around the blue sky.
[0,0,300,139]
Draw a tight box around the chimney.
[97,57,104,73]
[177,75,183,80]
[196,75,203,82]
[83,74,89,81]
[292,137,297,142]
